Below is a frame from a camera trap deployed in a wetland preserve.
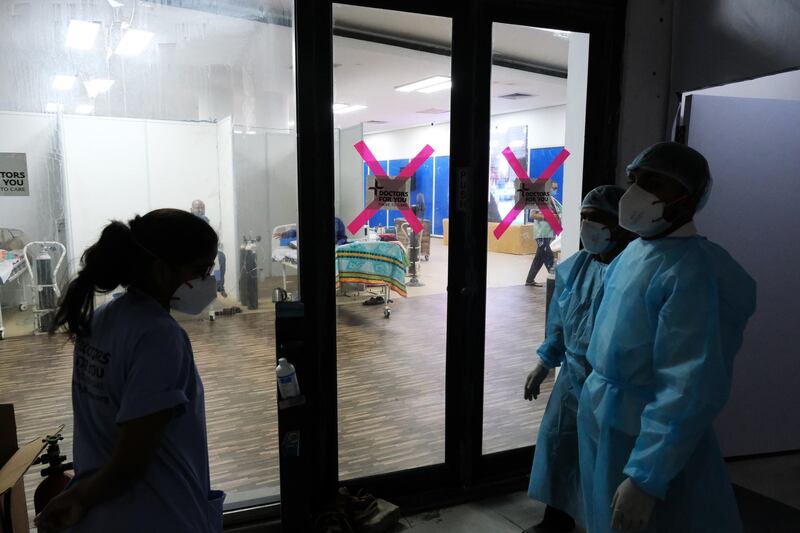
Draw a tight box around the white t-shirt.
[67,289,223,532]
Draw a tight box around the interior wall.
[216,117,238,301]
[364,106,566,159]
[686,69,800,101]
[615,0,674,185]
[265,131,298,277]
[671,0,800,94]
[562,33,590,260]
[338,124,365,229]
[0,112,62,244]
[687,94,800,457]
[62,115,236,292]
[232,131,270,280]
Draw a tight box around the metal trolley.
[24,242,67,335]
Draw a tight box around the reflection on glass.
[332,4,451,480]
[0,2,296,518]
[483,23,589,454]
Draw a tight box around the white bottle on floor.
[276,358,300,399]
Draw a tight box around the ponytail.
[51,221,139,339]
[51,209,218,340]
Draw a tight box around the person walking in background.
[35,209,225,532]
[526,182,562,287]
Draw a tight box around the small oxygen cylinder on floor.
[35,248,56,332]
[276,358,300,399]
[33,433,74,514]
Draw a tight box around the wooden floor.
[0,284,552,519]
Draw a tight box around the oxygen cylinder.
[33,434,74,514]
[35,248,56,332]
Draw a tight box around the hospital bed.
[271,224,298,291]
[335,241,409,318]
[0,251,30,340]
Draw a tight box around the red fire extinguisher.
[33,432,74,514]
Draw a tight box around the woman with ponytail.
[35,209,225,532]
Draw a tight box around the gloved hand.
[524,363,550,401]
[611,477,656,532]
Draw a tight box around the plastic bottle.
[276,358,300,399]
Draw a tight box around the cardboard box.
[0,405,59,533]
[0,404,29,533]
[442,219,537,255]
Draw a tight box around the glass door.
[482,22,590,455]
[331,4,452,481]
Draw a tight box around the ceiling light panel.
[115,29,155,56]
[84,79,115,98]
[333,104,367,114]
[66,20,101,50]
[418,81,452,94]
[395,76,451,93]
[52,75,77,90]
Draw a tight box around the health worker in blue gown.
[578,142,757,533]
[524,185,635,533]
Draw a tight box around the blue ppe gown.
[528,250,608,525]
[578,236,756,533]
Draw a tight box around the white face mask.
[580,220,615,255]
[171,276,217,314]
[618,183,672,237]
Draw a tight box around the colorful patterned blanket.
[335,241,409,297]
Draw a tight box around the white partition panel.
[62,115,149,275]
[216,117,238,300]
[687,94,800,457]
[63,115,238,298]
[146,121,221,226]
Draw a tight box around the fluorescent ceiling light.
[66,20,101,50]
[107,0,124,7]
[245,130,258,135]
[233,129,243,134]
[395,76,450,93]
[288,121,296,128]
[75,104,94,114]
[333,104,367,115]
[46,103,64,112]
[115,29,154,56]
[84,79,115,98]
[418,80,452,94]
[332,103,349,111]
[52,75,77,90]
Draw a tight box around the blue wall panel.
[529,147,565,204]
[386,159,409,229]
[363,161,389,229]
[433,156,450,236]
[411,158,434,225]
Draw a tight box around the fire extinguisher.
[33,432,74,514]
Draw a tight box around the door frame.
[291,0,626,520]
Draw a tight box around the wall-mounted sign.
[348,141,434,235]
[0,153,29,196]
[368,177,410,209]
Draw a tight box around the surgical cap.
[626,142,713,208]
[581,185,626,217]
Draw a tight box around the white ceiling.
[333,35,567,133]
[333,5,570,71]
[0,1,569,133]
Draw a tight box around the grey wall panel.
[672,0,800,93]
[688,94,800,457]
